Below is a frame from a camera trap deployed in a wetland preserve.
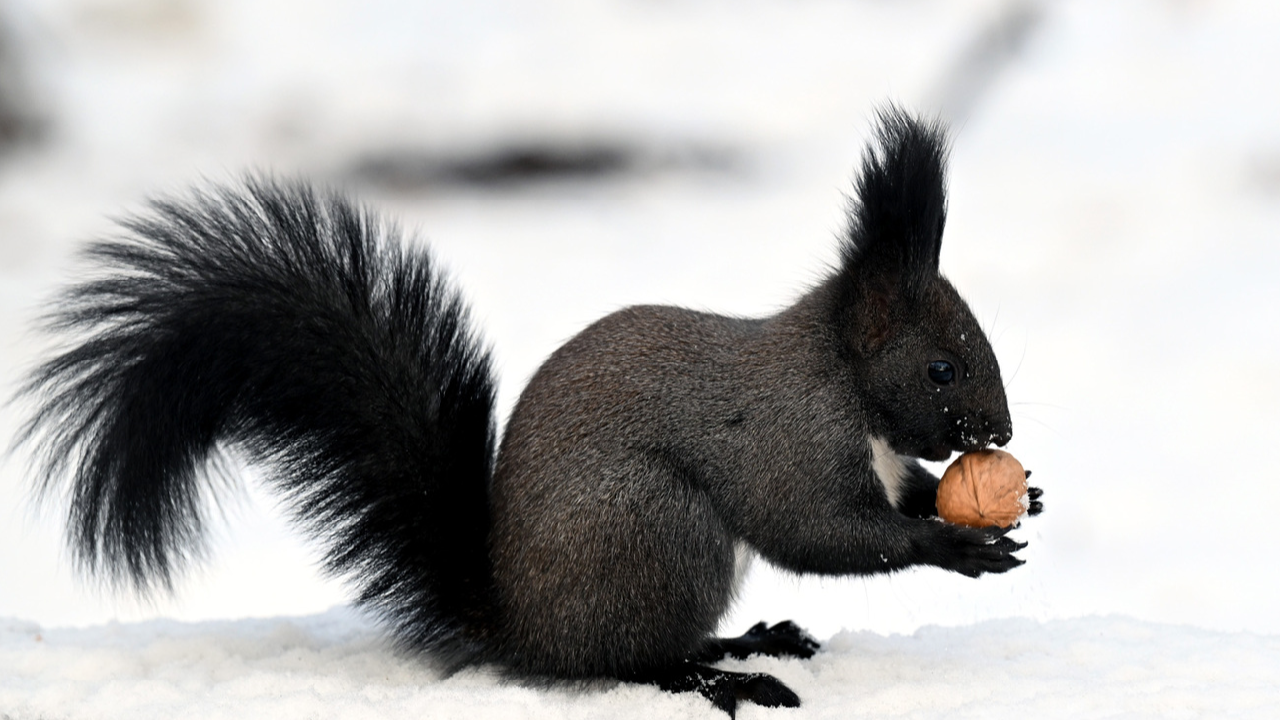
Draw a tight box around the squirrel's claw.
[1026,486,1044,516]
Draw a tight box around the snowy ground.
[5,611,1280,719]
[2,0,1280,716]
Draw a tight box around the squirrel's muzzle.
[954,412,1012,451]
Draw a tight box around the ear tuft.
[841,105,950,297]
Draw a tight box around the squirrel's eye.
[928,360,955,385]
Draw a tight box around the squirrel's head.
[833,107,1011,462]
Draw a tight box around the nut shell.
[936,449,1028,528]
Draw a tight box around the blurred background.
[1,0,1277,642]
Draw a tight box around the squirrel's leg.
[634,662,800,717]
[692,620,819,662]
[894,461,941,519]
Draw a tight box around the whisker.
[1011,400,1067,411]
[1004,338,1027,391]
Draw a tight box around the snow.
[4,611,1279,718]
[3,0,1280,716]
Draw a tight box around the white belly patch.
[731,540,755,597]
[869,435,910,509]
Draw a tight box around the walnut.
[936,449,1028,528]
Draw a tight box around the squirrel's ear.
[840,106,949,302]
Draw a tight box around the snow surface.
[5,611,1280,719]
[7,607,1280,712]
[2,0,1280,716]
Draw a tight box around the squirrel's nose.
[989,416,1013,447]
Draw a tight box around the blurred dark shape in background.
[349,139,737,191]
[0,3,46,153]
[933,0,1044,125]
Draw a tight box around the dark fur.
[17,107,1036,715]
[17,180,499,669]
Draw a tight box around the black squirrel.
[17,107,1042,716]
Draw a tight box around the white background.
[1,0,1278,650]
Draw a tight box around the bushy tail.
[16,177,499,667]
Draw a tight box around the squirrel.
[17,107,1042,716]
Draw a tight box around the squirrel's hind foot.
[639,662,800,717]
[694,620,820,662]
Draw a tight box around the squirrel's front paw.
[934,525,1026,578]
